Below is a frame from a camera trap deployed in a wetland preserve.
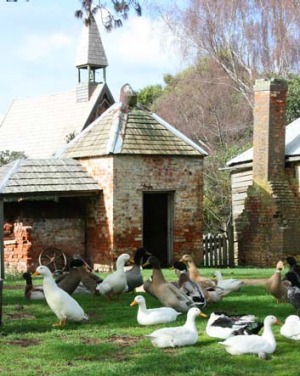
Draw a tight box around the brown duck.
[143,256,195,313]
[265,260,290,303]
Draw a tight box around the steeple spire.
[75,15,108,102]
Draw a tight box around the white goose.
[130,295,182,325]
[219,315,280,359]
[145,307,207,348]
[96,253,130,298]
[280,315,300,340]
[33,265,88,327]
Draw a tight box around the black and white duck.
[22,272,45,300]
[285,271,300,311]
[172,260,206,308]
[286,256,300,282]
[125,247,151,292]
[206,311,263,339]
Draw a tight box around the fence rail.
[202,232,235,267]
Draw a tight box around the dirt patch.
[7,338,40,347]
[80,334,140,346]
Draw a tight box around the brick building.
[226,78,300,267]
[0,18,207,273]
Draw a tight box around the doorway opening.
[143,192,174,267]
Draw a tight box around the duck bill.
[142,260,150,267]
[32,271,40,277]
[275,320,283,326]
[199,312,208,318]
[130,300,138,307]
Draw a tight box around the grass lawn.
[0,267,299,376]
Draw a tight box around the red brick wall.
[80,154,204,269]
[253,79,287,182]
[4,200,85,272]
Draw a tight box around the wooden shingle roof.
[0,159,100,199]
[75,17,108,68]
[0,84,112,159]
[57,102,208,158]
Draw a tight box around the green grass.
[0,268,298,376]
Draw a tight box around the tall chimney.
[252,78,288,183]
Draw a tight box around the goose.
[280,315,300,340]
[206,311,263,339]
[22,272,45,300]
[179,254,216,289]
[143,256,195,313]
[145,307,207,348]
[264,261,290,303]
[125,247,151,292]
[130,295,182,325]
[214,271,244,292]
[33,265,88,327]
[285,271,300,311]
[219,315,281,359]
[96,253,131,298]
[172,261,206,307]
[286,256,300,282]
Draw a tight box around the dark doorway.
[143,192,173,267]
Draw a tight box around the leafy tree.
[286,75,300,124]
[203,143,251,233]
[75,0,142,30]
[0,150,27,167]
[137,85,164,107]
[146,58,253,233]
[152,59,252,153]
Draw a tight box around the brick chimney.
[252,78,288,183]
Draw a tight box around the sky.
[0,0,188,120]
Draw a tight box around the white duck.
[280,315,300,340]
[33,265,88,327]
[206,311,262,339]
[214,271,244,293]
[219,315,280,359]
[96,253,130,298]
[130,295,182,325]
[145,307,207,348]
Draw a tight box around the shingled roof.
[56,88,208,159]
[0,159,100,199]
[76,17,108,68]
[0,84,113,159]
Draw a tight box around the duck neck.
[184,315,197,331]
[152,268,166,285]
[262,324,275,344]
[43,274,56,289]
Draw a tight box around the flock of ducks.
[23,251,300,358]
